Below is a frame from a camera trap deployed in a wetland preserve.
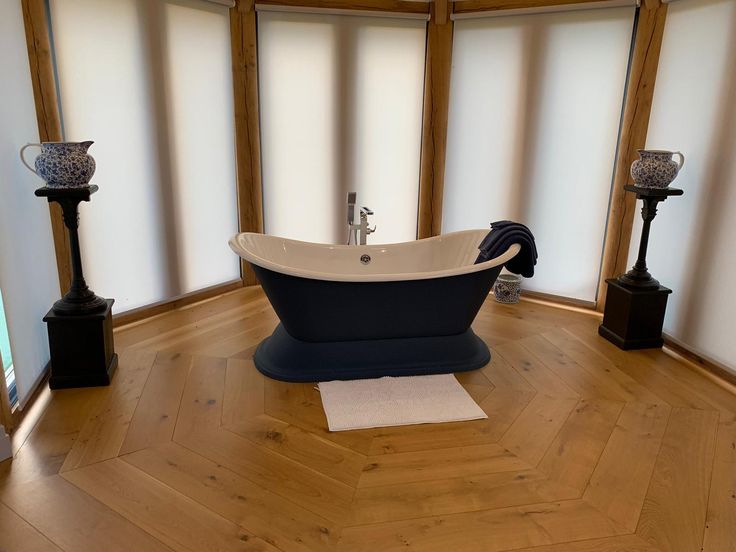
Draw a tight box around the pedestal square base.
[599,279,672,350]
[44,299,117,389]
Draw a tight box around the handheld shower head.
[347,191,357,224]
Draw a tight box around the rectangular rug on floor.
[318,374,488,432]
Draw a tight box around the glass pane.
[258,12,337,243]
[443,8,635,301]
[164,1,240,291]
[258,12,426,245]
[49,0,240,312]
[50,0,167,312]
[628,0,736,372]
[352,21,425,243]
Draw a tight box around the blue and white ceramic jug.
[20,141,96,188]
[630,150,684,189]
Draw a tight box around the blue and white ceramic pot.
[493,274,522,304]
[20,141,96,188]
[630,150,684,189]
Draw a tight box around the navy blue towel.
[474,220,538,278]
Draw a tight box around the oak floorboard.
[348,469,578,525]
[638,348,736,417]
[499,394,578,466]
[193,317,278,359]
[122,442,338,552]
[264,378,376,455]
[537,398,623,492]
[542,327,665,406]
[119,351,192,455]
[0,501,62,552]
[367,416,511,455]
[62,458,277,551]
[509,534,659,552]
[481,349,537,392]
[226,414,366,487]
[0,475,173,551]
[175,426,355,524]
[583,401,671,531]
[561,325,714,410]
[488,299,599,329]
[60,348,158,472]
[222,358,265,426]
[702,418,736,552]
[339,499,624,552]
[0,387,104,488]
[494,340,578,399]
[175,355,228,435]
[636,408,719,552]
[157,301,275,356]
[358,443,527,488]
[520,334,634,401]
[455,369,495,403]
[114,288,267,350]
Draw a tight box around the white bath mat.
[318,374,488,432]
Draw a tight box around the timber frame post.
[21,0,71,294]
[417,0,454,239]
[230,0,264,286]
[596,0,668,310]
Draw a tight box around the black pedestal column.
[35,185,117,388]
[599,185,683,350]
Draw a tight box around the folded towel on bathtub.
[475,220,537,277]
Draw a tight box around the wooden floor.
[1,286,735,552]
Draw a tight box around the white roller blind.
[443,8,635,301]
[627,0,736,374]
[48,0,240,312]
[0,0,60,406]
[258,12,426,245]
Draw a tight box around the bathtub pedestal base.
[254,324,490,382]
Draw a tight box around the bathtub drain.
[360,254,371,265]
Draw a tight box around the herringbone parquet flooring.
[1,286,734,551]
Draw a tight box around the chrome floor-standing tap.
[346,192,376,245]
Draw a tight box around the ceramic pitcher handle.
[20,143,41,175]
[673,151,685,171]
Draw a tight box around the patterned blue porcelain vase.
[630,149,684,189]
[20,141,96,188]
[493,274,522,304]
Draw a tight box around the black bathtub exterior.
[253,263,503,342]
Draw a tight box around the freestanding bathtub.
[229,230,520,382]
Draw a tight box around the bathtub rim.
[229,229,521,283]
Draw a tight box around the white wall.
[0,1,61,406]
[628,0,736,374]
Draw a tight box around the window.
[258,11,427,244]
[49,0,240,312]
[443,7,635,301]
